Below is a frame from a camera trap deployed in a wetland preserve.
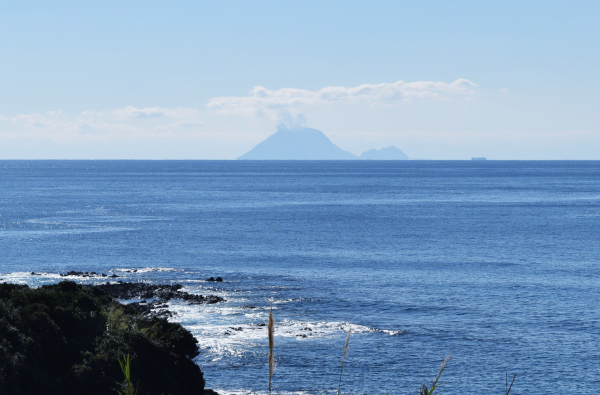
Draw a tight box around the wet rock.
[95,282,182,299]
[206,276,223,282]
[61,271,116,278]
[94,282,225,305]
[129,299,175,319]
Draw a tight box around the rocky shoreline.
[93,281,225,319]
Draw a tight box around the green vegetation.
[419,354,451,395]
[118,354,138,395]
[0,281,208,395]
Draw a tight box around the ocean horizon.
[1,160,599,393]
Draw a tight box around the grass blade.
[420,354,452,394]
[118,354,138,395]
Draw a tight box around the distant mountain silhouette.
[238,127,357,160]
[360,146,409,160]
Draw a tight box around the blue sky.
[1,1,599,159]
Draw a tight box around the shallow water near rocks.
[1,160,599,393]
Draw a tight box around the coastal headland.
[0,279,221,395]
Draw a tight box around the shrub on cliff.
[0,281,208,395]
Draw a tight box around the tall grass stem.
[506,373,516,394]
[268,308,275,394]
[337,328,352,395]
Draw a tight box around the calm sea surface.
[1,160,599,394]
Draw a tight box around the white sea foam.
[0,272,42,284]
[153,293,402,365]
[112,267,183,273]
[0,226,135,238]
[213,390,311,395]
[0,271,119,285]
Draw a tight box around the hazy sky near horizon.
[1,1,599,159]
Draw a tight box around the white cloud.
[152,120,205,134]
[113,106,198,119]
[207,78,478,116]
[4,106,205,141]
[80,110,106,117]
[12,111,65,129]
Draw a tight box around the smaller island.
[360,146,409,160]
[471,157,487,160]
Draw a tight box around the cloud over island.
[207,79,478,116]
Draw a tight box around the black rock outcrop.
[206,277,223,282]
[94,282,224,305]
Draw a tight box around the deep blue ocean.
[1,160,599,394]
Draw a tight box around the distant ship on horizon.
[471,157,487,161]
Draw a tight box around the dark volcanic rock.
[61,271,118,278]
[128,299,175,319]
[94,282,224,305]
[206,276,223,282]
